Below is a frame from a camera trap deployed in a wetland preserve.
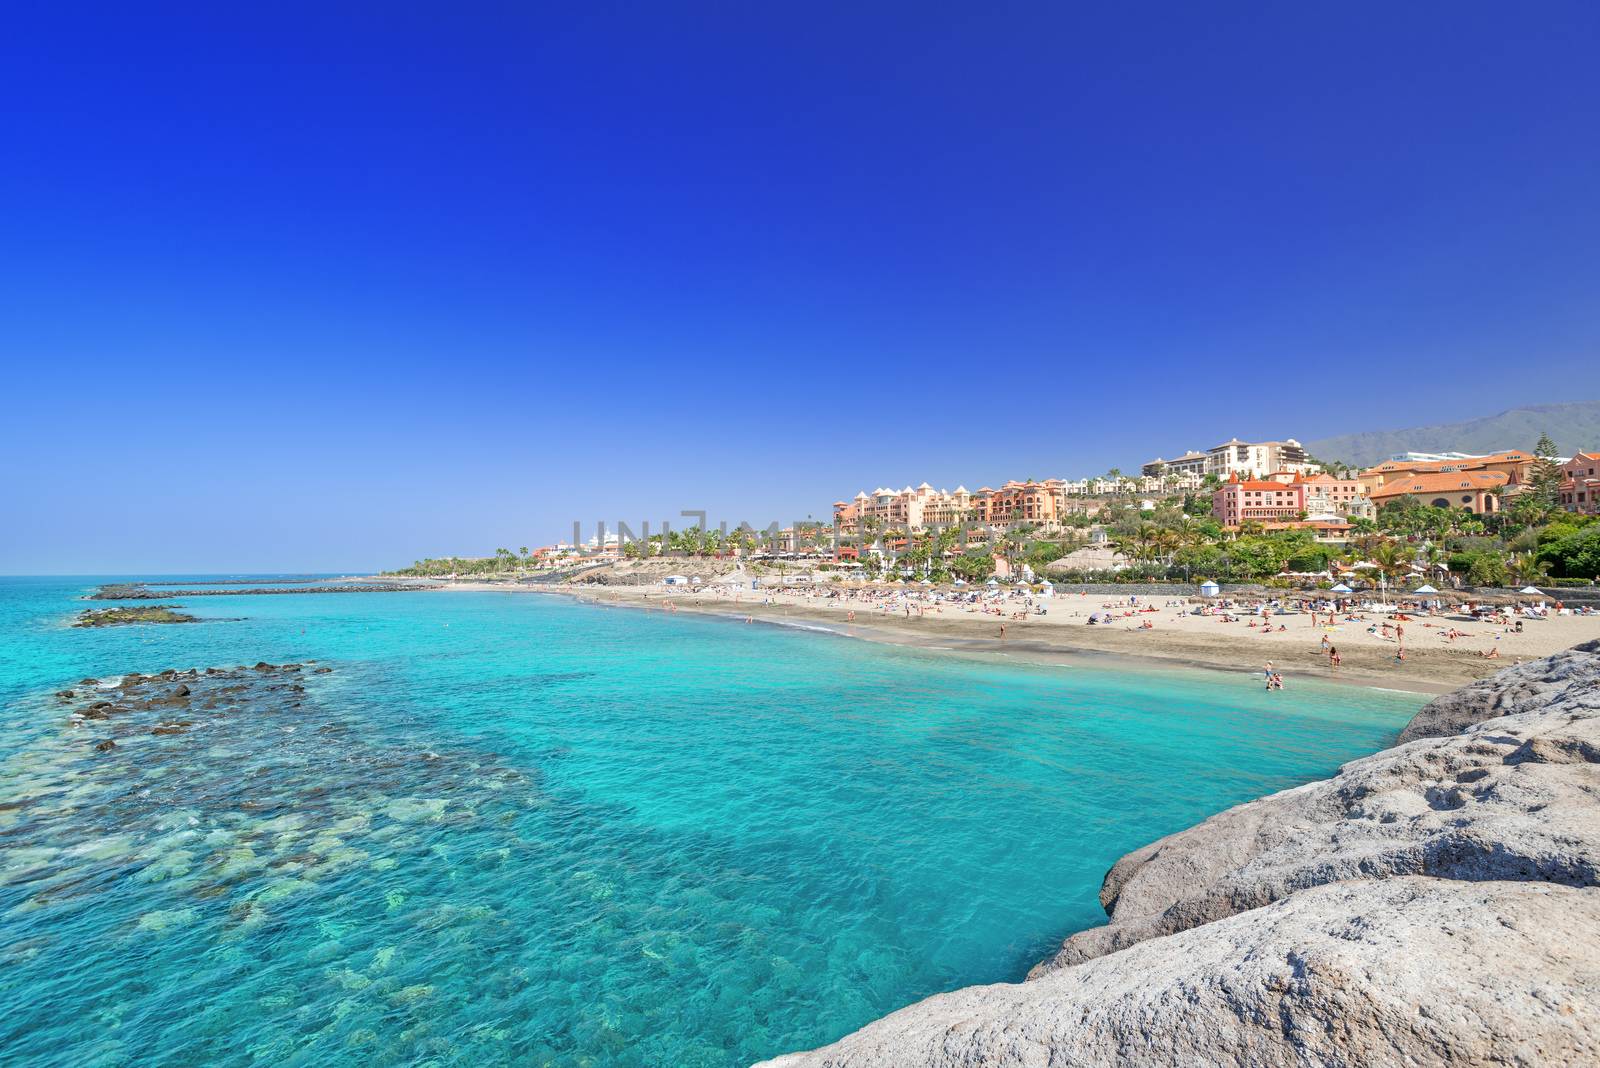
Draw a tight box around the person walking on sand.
[999,623,1006,639]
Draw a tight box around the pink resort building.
[1560,451,1600,515]
[1211,475,1305,526]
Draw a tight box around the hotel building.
[1140,450,1209,482]
[1211,476,1306,525]
[833,483,974,539]
[1356,450,1534,496]
[1205,439,1316,479]
[1265,471,1373,519]
[1366,470,1508,514]
[1147,438,1316,482]
[832,478,1101,540]
[1559,451,1600,515]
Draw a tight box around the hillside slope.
[1305,400,1600,466]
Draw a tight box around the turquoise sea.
[0,577,1424,1067]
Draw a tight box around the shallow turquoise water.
[0,577,1423,1066]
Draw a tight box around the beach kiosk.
[1199,580,1220,598]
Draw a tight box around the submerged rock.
[135,907,198,934]
[385,797,448,823]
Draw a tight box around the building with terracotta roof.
[832,477,1104,544]
[1211,476,1306,525]
[971,479,1073,524]
[1258,518,1353,542]
[1559,451,1600,515]
[1264,471,1373,519]
[1357,450,1534,495]
[1366,470,1508,513]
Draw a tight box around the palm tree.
[1369,539,1411,600]
[1150,527,1180,569]
[1511,553,1549,586]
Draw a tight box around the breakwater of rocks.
[90,582,437,600]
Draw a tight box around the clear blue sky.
[5,3,1598,572]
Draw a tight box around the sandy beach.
[432,580,1600,694]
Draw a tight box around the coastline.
[422,580,1562,694]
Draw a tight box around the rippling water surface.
[0,577,1423,1066]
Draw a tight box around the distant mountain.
[1304,401,1600,468]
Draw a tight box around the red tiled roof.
[1369,471,1508,498]
[1222,480,1300,491]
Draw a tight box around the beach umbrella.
[986,579,999,586]
[1520,586,1546,597]
[1415,584,1439,595]
[1330,583,1353,593]
[952,579,967,586]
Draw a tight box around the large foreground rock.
[759,878,1600,1068]
[1397,638,1600,743]
[1032,648,1600,970]
[760,641,1600,1067]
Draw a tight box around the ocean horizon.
[0,576,1424,1066]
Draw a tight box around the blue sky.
[4,3,1598,572]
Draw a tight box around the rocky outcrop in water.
[90,582,436,600]
[73,605,200,627]
[759,640,1600,1067]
